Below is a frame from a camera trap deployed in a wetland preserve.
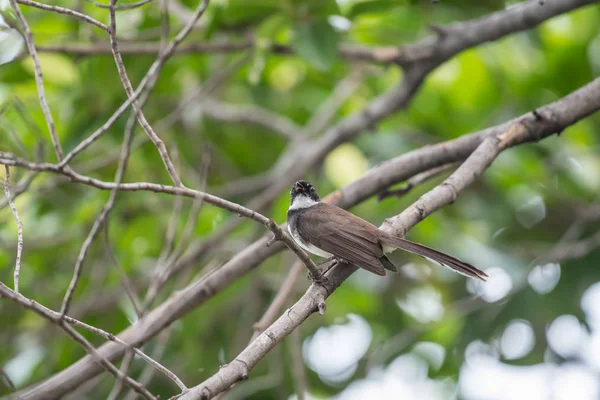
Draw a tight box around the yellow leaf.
[324,143,368,187]
[22,54,80,86]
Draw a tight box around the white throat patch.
[289,195,318,211]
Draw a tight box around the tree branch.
[3,166,24,293]
[16,0,109,32]
[177,75,600,399]
[8,0,64,160]
[198,99,301,139]
[33,42,403,64]
[0,284,158,399]
[10,1,599,398]
[107,0,190,187]
[0,282,187,393]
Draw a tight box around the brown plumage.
[293,202,487,281]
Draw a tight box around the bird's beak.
[294,182,303,192]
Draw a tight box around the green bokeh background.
[1,0,600,398]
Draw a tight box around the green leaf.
[289,0,340,17]
[346,0,407,19]
[291,18,339,72]
[256,13,290,40]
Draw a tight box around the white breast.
[288,225,332,258]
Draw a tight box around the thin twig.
[85,0,154,10]
[144,149,212,310]
[0,284,157,399]
[3,166,24,293]
[1,152,324,281]
[34,41,402,64]
[0,170,38,210]
[106,350,136,400]
[104,226,142,316]
[16,0,109,31]
[107,0,185,187]
[1,368,17,393]
[123,329,173,400]
[198,99,300,139]
[251,261,303,341]
[303,67,367,137]
[0,282,187,392]
[58,0,210,167]
[377,162,459,201]
[8,0,64,160]
[60,114,136,316]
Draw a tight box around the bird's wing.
[296,203,387,276]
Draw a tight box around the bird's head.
[290,180,320,206]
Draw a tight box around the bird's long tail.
[381,235,488,281]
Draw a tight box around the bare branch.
[34,42,405,64]
[107,350,136,400]
[8,0,64,160]
[107,0,188,187]
[251,261,303,341]
[537,230,600,263]
[377,162,459,201]
[0,170,37,210]
[123,330,173,400]
[16,0,109,32]
[303,67,368,137]
[0,369,17,393]
[60,110,136,316]
[12,1,600,398]
[86,0,154,10]
[58,0,212,168]
[199,99,301,139]
[177,75,600,400]
[0,282,187,393]
[0,284,157,400]
[3,166,24,293]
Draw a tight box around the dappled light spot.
[303,314,372,383]
[4,334,44,387]
[0,28,23,65]
[268,60,306,92]
[500,319,535,360]
[467,267,512,303]
[516,195,546,228]
[465,340,499,364]
[588,33,600,74]
[581,332,600,372]
[336,353,455,400]
[412,342,446,372]
[460,353,599,400]
[528,263,561,295]
[565,155,600,191]
[328,15,352,32]
[349,268,390,293]
[400,262,432,281]
[546,314,587,359]
[396,286,444,323]
[324,143,369,188]
[581,281,600,331]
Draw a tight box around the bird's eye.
[310,187,315,192]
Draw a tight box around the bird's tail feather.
[382,235,488,281]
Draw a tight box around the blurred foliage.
[1,0,600,399]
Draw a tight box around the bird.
[286,180,487,281]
